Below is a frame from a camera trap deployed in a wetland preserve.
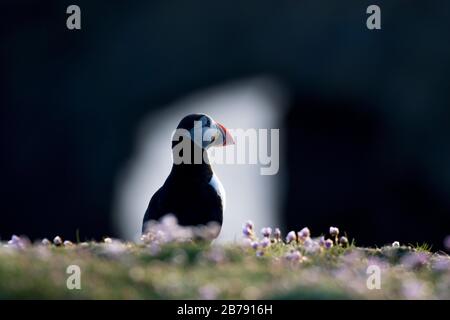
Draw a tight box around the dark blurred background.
[1,0,449,249]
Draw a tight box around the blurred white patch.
[113,77,287,242]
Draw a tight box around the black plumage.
[142,114,233,236]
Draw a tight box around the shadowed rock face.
[1,1,450,248]
[284,95,450,249]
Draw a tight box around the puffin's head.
[173,113,235,150]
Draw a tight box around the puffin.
[142,114,235,237]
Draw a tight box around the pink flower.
[205,246,226,264]
[318,236,326,247]
[297,227,310,240]
[7,235,29,249]
[242,221,255,238]
[431,257,450,272]
[244,221,254,230]
[274,228,281,241]
[324,239,333,249]
[286,231,296,243]
[303,238,320,253]
[241,238,252,247]
[242,226,253,238]
[401,252,429,269]
[285,250,302,262]
[261,227,272,238]
[261,237,270,248]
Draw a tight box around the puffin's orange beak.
[216,122,235,146]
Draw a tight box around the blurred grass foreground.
[0,217,449,299]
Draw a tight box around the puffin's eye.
[210,136,216,143]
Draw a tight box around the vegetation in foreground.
[1,217,449,299]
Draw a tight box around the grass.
[0,221,449,299]
[411,242,433,253]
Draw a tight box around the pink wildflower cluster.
[3,234,76,250]
[141,214,220,246]
[242,222,350,257]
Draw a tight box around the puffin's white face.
[190,114,235,149]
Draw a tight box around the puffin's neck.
[170,142,213,182]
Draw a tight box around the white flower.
[286,231,296,243]
[53,236,63,246]
[339,236,349,247]
[329,227,339,237]
[102,240,127,256]
[104,237,113,244]
[261,227,272,238]
[392,241,400,247]
[63,240,74,247]
[41,238,51,246]
[161,214,178,228]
